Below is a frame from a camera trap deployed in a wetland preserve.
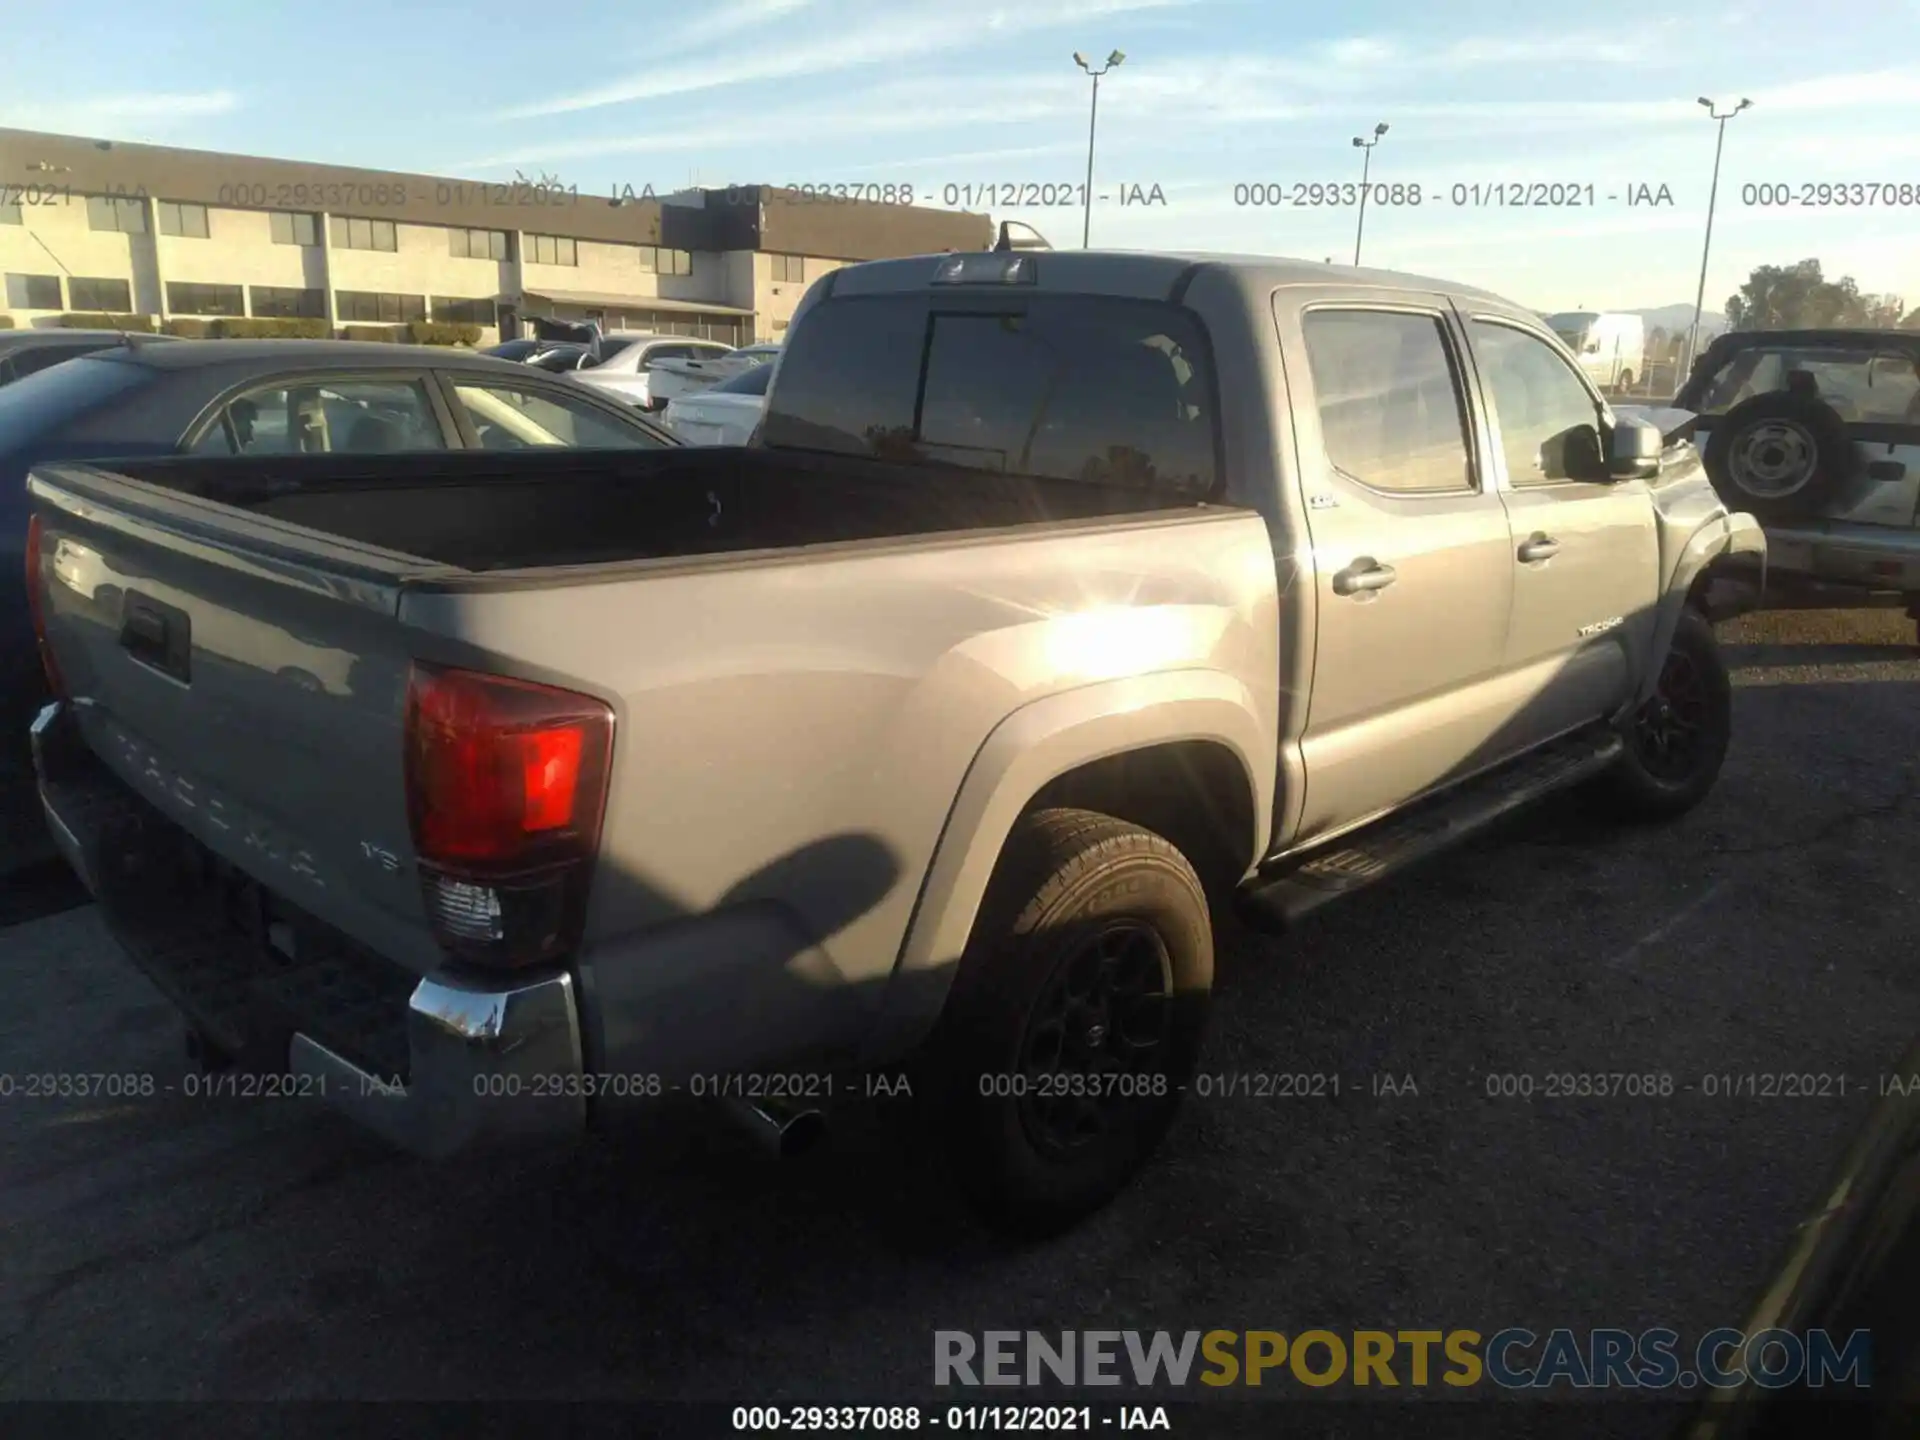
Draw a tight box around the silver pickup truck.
[25,248,1765,1235]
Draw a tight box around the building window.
[168,282,247,317]
[5,273,62,309]
[336,291,426,324]
[157,201,211,238]
[251,286,326,319]
[86,195,147,234]
[526,234,577,266]
[327,216,398,252]
[0,200,20,225]
[662,248,693,276]
[270,211,319,247]
[432,296,498,326]
[448,227,510,261]
[70,277,133,312]
[772,254,805,283]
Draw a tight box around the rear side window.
[712,363,773,397]
[11,343,112,381]
[762,294,1219,496]
[1693,343,1920,421]
[1300,309,1473,495]
[0,355,147,446]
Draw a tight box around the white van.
[1545,311,1646,391]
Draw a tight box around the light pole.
[1073,50,1124,248]
[1351,123,1388,266]
[1686,96,1751,377]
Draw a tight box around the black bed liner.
[98,446,1212,573]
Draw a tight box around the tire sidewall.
[1614,608,1732,813]
[931,818,1213,1232]
[1703,391,1853,519]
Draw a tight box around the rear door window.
[193,377,449,455]
[761,293,1218,496]
[1298,308,1475,494]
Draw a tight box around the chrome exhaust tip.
[722,1097,827,1159]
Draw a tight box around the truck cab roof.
[821,249,1522,313]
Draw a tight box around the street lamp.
[1686,96,1752,376]
[1073,49,1125,248]
[1350,122,1388,266]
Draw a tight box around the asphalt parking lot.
[1,607,1916,1427]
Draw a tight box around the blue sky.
[5,0,1918,314]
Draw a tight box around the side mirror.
[1607,416,1663,480]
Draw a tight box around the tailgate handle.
[120,592,191,684]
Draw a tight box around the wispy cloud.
[462,73,1085,169]
[644,0,819,60]
[835,142,1086,174]
[499,0,1194,120]
[0,90,241,133]
[1742,66,1920,111]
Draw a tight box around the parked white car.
[660,361,772,445]
[567,332,736,410]
[647,343,782,409]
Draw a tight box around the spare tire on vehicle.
[1702,390,1855,520]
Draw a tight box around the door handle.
[1518,535,1561,563]
[1332,559,1398,596]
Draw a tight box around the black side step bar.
[1238,727,1625,931]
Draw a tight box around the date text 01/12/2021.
[0,1070,400,1101]
[765,182,1169,208]
[1231,181,1677,209]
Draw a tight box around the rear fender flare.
[859,671,1273,1063]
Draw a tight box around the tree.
[1860,293,1908,328]
[1726,258,1909,331]
[1902,306,1920,331]
[1648,324,1669,355]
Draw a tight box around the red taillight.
[23,513,66,699]
[404,663,613,968]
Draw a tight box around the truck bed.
[27,439,1278,1110]
[86,446,1204,574]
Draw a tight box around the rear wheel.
[921,808,1213,1238]
[1589,608,1732,821]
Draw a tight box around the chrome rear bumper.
[33,700,588,1160]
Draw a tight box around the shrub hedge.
[59,312,156,332]
[0,315,14,330]
[342,324,406,342]
[408,320,482,347]
[164,316,333,340]
[218,317,331,339]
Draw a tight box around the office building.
[0,127,994,346]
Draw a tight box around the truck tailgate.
[29,462,451,977]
